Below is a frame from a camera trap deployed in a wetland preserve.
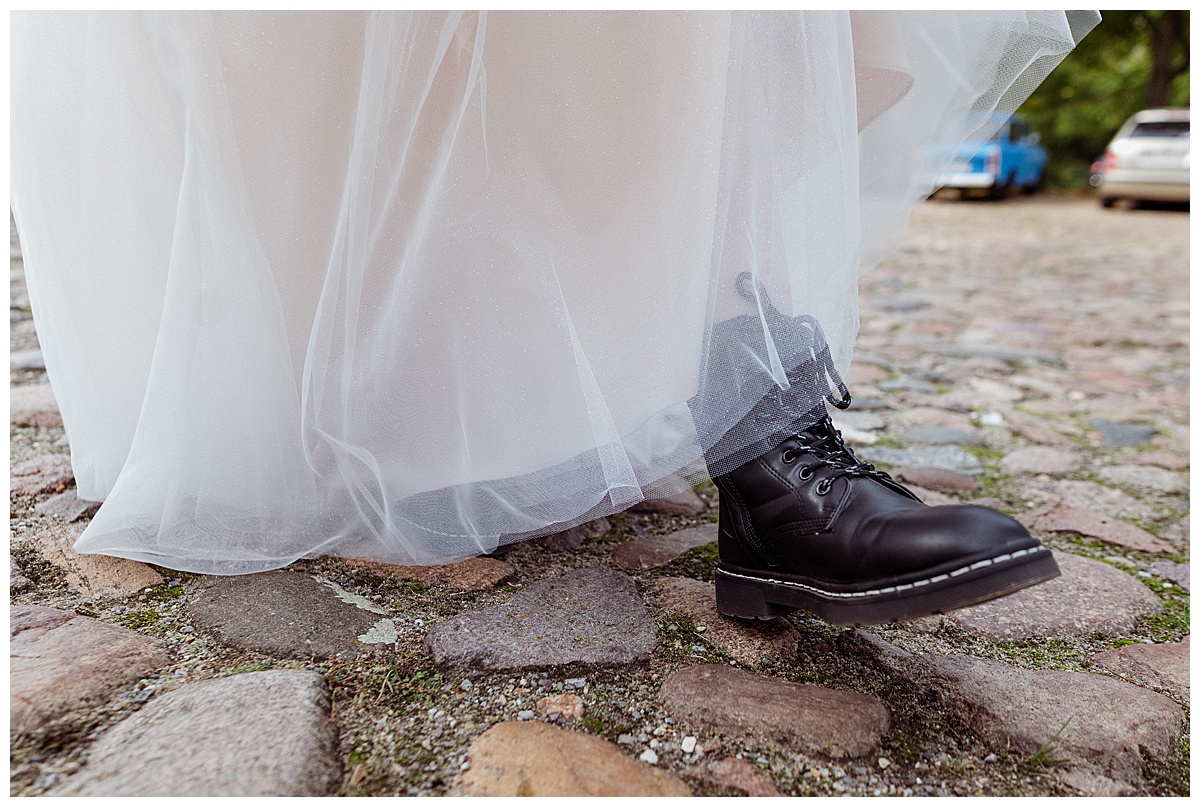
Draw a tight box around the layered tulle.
[10,11,1098,572]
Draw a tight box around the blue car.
[935,115,1048,199]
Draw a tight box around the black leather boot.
[712,411,1059,627]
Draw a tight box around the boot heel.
[715,572,792,620]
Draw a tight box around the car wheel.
[989,176,1012,201]
[1100,196,1116,208]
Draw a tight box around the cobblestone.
[11,198,1188,796]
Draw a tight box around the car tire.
[989,175,1012,201]
[1100,196,1116,208]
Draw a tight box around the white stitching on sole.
[717,547,1047,600]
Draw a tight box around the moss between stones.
[116,609,161,630]
[648,542,719,581]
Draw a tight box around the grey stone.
[10,348,46,371]
[937,551,1161,641]
[899,425,984,446]
[426,567,657,671]
[658,664,889,759]
[1147,561,1189,592]
[463,721,691,796]
[10,559,32,592]
[652,577,798,666]
[10,382,62,428]
[188,571,390,660]
[892,467,980,494]
[999,446,1081,475]
[35,489,102,522]
[902,652,1184,789]
[1019,479,1154,521]
[10,454,74,496]
[11,605,170,737]
[938,346,1066,368]
[538,517,611,550]
[1092,635,1189,698]
[51,671,340,796]
[1096,465,1187,495]
[898,406,977,431]
[875,298,929,312]
[847,397,891,411]
[833,411,886,431]
[1091,419,1157,449]
[877,376,939,394]
[611,524,717,570]
[857,445,982,475]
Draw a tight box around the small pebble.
[460,679,472,691]
[980,411,1005,426]
[681,736,697,754]
[984,754,997,764]
[517,710,534,720]
[639,749,659,765]
[618,734,635,745]
[181,626,194,634]
[878,758,891,769]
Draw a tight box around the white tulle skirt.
[11,11,1097,573]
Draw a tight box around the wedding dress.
[10,11,1098,573]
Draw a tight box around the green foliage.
[117,609,161,630]
[144,584,187,602]
[1023,717,1073,772]
[1018,11,1190,188]
[581,715,605,733]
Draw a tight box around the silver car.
[1093,108,1189,207]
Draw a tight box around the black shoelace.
[734,271,913,497]
[781,417,900,494]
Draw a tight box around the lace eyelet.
[815,479,833,496]
[781,449,798,464]
[798,466,814,481]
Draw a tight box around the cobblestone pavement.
[10,196,1189,797]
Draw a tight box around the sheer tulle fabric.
[11,11,1096,573]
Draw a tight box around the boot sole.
[715,546,1059,627]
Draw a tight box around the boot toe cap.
[868,503,1038,579]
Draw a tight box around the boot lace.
[780,417,902,494]
[734,271,915,499]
